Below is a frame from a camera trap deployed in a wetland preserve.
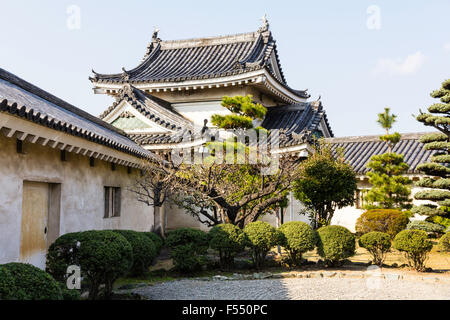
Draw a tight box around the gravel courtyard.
[134,277,450,300]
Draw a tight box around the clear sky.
[1,0,449,137]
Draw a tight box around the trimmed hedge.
[439,232,450,252]
[209,224,246,268]
[46,230,133,299]
[243,221,280,269]
[111,230,157,276]
[317,225,356,266]
[358,231,391,266]
[0,265,20,300]
[0,263,62,300]
[406,220,445,236]
[355,209,409,238]
[393,230,433,272]
[279,221,318,266]
[143,232,164,254]
[165,228,209,272]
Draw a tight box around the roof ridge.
[326,132,435,143]
[158,31,260,50]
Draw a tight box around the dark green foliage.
[365,153,412,209]
[209,224,246,268]
[46,230,133,300]
[0,265,19,300]
[406,220,445,236]
[358,232,391,266]
[393,230,433,272]
[278,221,318,266]
[413,79,450,223]
[142,232,164,254]
[0,263,62,300]
[355,209,409,238]
[317,225,356,266]
[165,228,209,272]
[58,282,81,300]
[243,221,280,269]
[293,141,357,228]
[112,230,157,276]
[438,232,450,252]
[365,108,412,209]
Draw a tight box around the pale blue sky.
[1,1,449,137]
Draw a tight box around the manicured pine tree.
[412,79,450,228]
[364,108,412,209]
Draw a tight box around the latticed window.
[104,187,121,218]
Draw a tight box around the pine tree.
[412,79,450,228]
[365,108,412,209]
[211,95,266,129]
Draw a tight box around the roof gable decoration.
[100,84,193,133]
[103,99,179,134]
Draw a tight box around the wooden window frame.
[104,186,121,218]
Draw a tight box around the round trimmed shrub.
[46,230,133,300]
[143,232,164,254]
[438,232,450,252]
[0,265,20,300]
[209,224,246,268]
[243,221,280,269]
[358,231,391,266]
[317,225,356,266]
[112,230,157,276]
[393,230,433,272]
[1,263,62,300]
[406,220,445,237]
[278,221,318,266]
[165,228,209,272]
[355,209,409,238]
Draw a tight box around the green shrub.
[358,231,391,266]
[1,263,62,300]
[406,220,445,236]
[142,232,164,254]
[317,225,356,266]
[0,265,20,300]
[427,215,450,229]
[58,282,81,300]
[165,228,209,272]
[46,230,133,300]
[278,221,318,266]
[243,221,280,269]
[355,209,409,238]
[393,230,433,272]
[438,232,450,252]
[112,230,156,276]
[209,224,246,268]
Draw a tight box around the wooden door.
[20,181,49,268]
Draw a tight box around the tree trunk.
[153,205,161,236]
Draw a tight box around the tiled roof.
[326,133,435,175]
[100,84,193,132]
[0,68,151,159]
[90,29,309,99]
[262,101,334,147]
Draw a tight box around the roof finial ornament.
[152,27,161,43]
[121,67,130,82]
[258,14,269,33]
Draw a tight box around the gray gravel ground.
[134,278,450,300]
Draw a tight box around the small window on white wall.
[104,187,121,218]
